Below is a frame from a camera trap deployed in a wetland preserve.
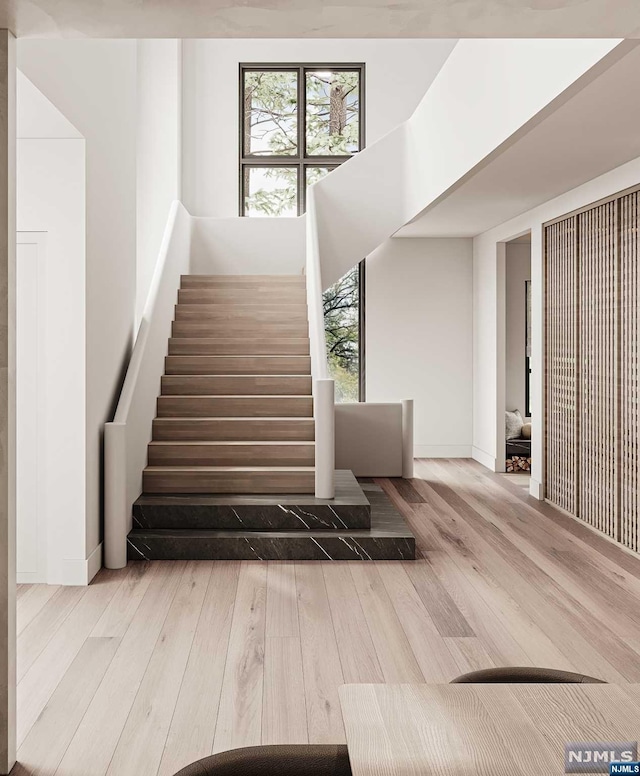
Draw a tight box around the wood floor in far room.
[14,459,640,776]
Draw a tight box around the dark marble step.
[133,470,370,531]
[127,484,415,561]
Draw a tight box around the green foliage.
[244,71,298,156]
[323,266,360,403]
[245,167,298,217]
[305,71,359,157]
[243,68,360,217]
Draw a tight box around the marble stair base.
[127,483,416,561]
[133,470,370,531]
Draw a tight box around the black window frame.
[358,258,366,402]
[239,62,366,217]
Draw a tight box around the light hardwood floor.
[14,459,640,776]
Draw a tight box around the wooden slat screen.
[578,201,618,538]
[545,187,640,550]
[620,192,640,551]
[545,217,578,515]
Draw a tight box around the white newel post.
[104,422,128,569]
[315,378,335,499]
[402,399,414,479]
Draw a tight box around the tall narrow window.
[323,262,365,403]
[240,63,366,402]
[240,64,364,216]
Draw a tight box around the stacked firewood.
[506,456,531,473]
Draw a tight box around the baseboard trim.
[414,445,472,458]
[529,478,544,500]
[60,543,103,586]
[17,571,43,584]
[472,446,499,472]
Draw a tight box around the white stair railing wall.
[305,186,335,499]
[104,201,192,569]
[309,39,624,291]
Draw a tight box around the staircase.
[143,274,315,495]
[127,274,415,561]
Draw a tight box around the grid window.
[240,64,364,217]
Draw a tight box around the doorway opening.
[502,232,532,475]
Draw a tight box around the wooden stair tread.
[168,338,309,342]
[168,337,309,346]
[144,466,315,472]
[181,274,304,282]
[160,375,312,396]
[171,326,309,339]
[175,307,306,312]
[153,416,313,421]
[172,320,308,328]
[159,394,312,398]
[177,293,306,305]
[166,355,311,359]
[149,440,314,446]
[165,355,311,375]
[174,305,308,320]
[161,374,311,377]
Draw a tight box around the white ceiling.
[397,40,640,239]
[3,0,640,39]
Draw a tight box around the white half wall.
[136,39,182,325]
[181,38,457,217]
[190,216,306,275]
[366,237,473,458]
[473,152,640,497]
[18,40,138,562]
[335,403,403,477]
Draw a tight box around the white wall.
[105,203,192,569]
[18,40,138,562]
[181,39,457,217]
[136,39,182,324]
[16,237,45,583]
[473,153,640,499]
[16,73,87,583]
[505,241,531,418]
[190,216,305,275]
[366,237,473,457]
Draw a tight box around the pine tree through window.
[240,64,364,216]
[239,63,365,402]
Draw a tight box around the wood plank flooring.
[15,459,640,776]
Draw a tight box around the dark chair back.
[451,667,606,684]
[173,744,352,776]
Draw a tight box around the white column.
[401,399,414,479]
[0,28,16,775]
[104,422,128,569]
[315,378,335,499]
[529,223,545,500]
